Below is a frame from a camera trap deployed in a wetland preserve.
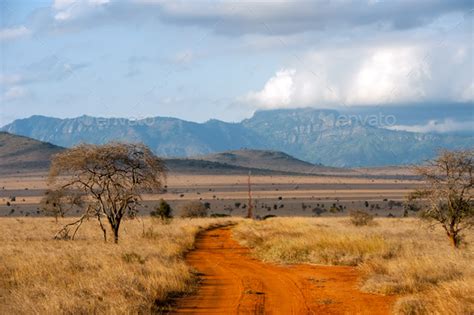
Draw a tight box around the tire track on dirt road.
[173,226,394,314]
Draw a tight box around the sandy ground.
[0,172,421,218]
[173,226,394,314]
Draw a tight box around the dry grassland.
[233,218,474,315]
[0,217,236,314]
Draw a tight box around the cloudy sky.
[0,0,473,132]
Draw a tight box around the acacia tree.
[410,149,473,247]
[49,142,166,243]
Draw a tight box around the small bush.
[151,199,173,220]
[350,210,374,226]
[312,207,325,216]
[329,204,342,213]
[403,199,421,212]
[180,201,208,218]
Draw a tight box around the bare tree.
[49,143,166,243]
[410,149,473,248]
[40,189,84,222]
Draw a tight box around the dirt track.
[173,226,394,314]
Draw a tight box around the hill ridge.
[2,108,473,167]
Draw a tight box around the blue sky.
[0,0,473,133]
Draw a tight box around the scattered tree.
[151,199,173,220]
[48,143,166,243]
[410,150,473,248]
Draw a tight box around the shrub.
[180,201,208,218]
[329,204,342,213]
[151,199,173,220]
[350,210,374,226]
[312,207,325,216]
[388,200,403,209]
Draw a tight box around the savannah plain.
[1,168,473,314]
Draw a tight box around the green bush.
[151,199,173,220]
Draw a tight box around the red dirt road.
[173,226,394,314]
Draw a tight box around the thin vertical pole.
[247,171,253,219]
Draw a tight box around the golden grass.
[0,217,236,314]
[233,218,474,315]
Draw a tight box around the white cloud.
[244,40,472,108]
[245,69,296,108]
[347,47,430,104]
[461,82,474,102]
[132,0,472,36]
[1,86,27,102]
[387,119,473,133]
[53,0,110,21]
[0,26,30,41]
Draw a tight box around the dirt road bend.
[173,226,394,314]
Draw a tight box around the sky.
[0,0,473,133]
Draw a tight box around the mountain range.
[0,131,340,176]
[2,108,472,167]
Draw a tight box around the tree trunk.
[112,218,122,244]
[113,226,119,243]
[98,215,107,242]
[447,229,460,248]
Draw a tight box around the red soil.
[173,226,394,314]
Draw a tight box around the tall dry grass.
[0,217,235,314]
[233,218,474,315]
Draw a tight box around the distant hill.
[0,132,326,175]
[0,132,416,178]
[194,149,342,174]
[0,132,63,174]
[2,109,473,167]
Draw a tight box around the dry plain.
[0,172,420,218]
[1,171,472,314]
